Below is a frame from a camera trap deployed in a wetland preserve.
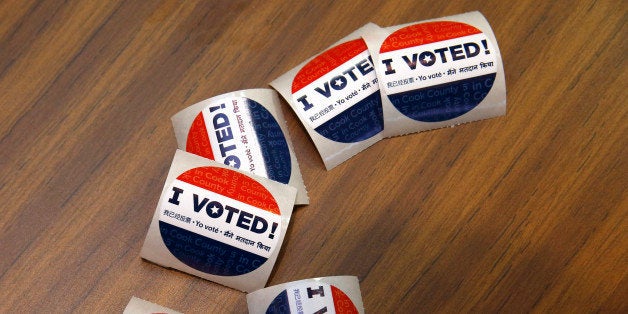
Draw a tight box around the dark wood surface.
[1,1,626,312]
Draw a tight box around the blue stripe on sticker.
[388,73,496,122]
[266,289,290,313]
[247,98,292,184]
[159,221,267,276]
[314,90,383,143]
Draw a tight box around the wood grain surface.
[1,0,626,313]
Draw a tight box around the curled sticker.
[172,89,308,204]
[185,97,292,184]
[291,39,383,143]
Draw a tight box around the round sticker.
[186,97,292,184]
[379,21,498,122]
[266,282,358,314]
[158,166,281,276]
[292,39,383,143]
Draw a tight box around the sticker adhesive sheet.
[363,11,506,137]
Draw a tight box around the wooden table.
[1,1,625,312]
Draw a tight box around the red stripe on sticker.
[380,21,482,53]
[331,285,358,314]
[292,39,368,93]
[177,166,280,215]
[186,113,215,160]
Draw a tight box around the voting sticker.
[141,150,296,292]
[265,281,359,313]
[158,166,282,276]
[378,20,499,122]
[185,97,292,184]
[291,38,383,143]
[247,276,364,314]
[172,89,308,204]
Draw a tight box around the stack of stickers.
[272,11,506,170]
[139,11,505,313]
[141,89,307,292]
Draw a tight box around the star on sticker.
[209,205,221,215]
[421,54,432,64]
[332,78,344,87]
[226,159,236,167]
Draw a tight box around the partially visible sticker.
[291,39,383,143]
[123,296,182,314]
[186,97,292,184]
[379,21,498,122]
[158,166,281,276]
[266,281,358,314]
